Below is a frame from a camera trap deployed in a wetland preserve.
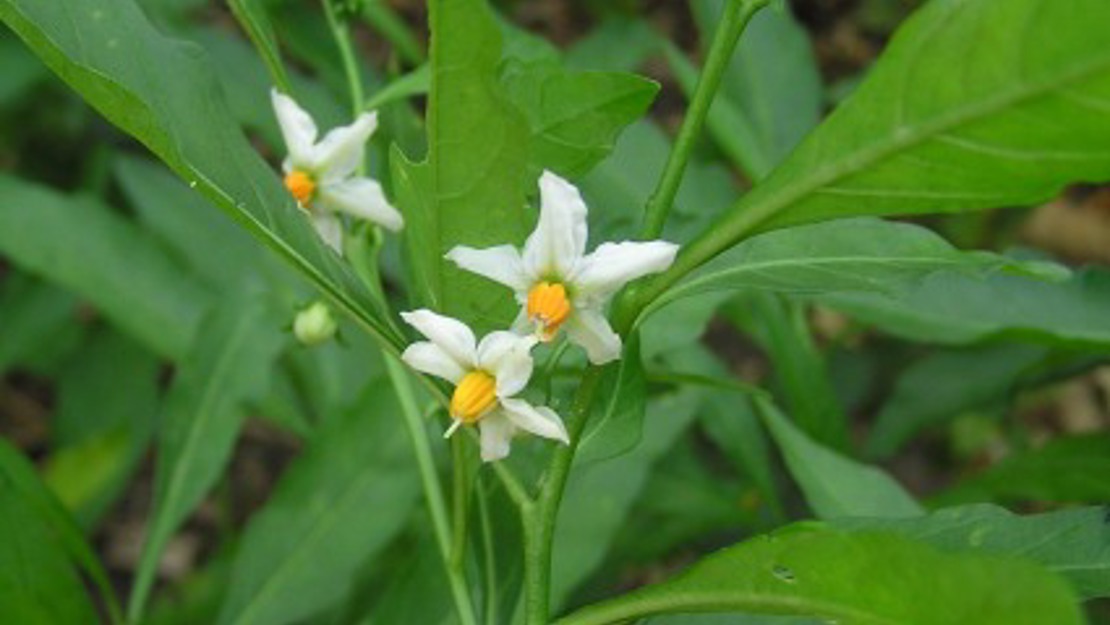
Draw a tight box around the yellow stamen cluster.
[284,170,317,206]
[450,370,498,424]
[527,281,571,340]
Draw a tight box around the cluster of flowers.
[272,91,678,461]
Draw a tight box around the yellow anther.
[284,170,316,206]
[450,370,498,424]
[527,281,571,341]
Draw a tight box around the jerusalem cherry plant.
[0,0,1109,624]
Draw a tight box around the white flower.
[400,309,569,462]
[271,89,403,252]
[446,170,678,365]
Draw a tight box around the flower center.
[450,370,498,424]
[527,281,572,341]
[283,170,317,206]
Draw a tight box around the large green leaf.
[0,439,119,624]
[130,292,288,620]
[934,434,1110,506]
[0,174,208,359]
[555,526,1083,625]
[756,398,923,519]
[749,0,1110,231]
[392,0,529,329]
[640,218,1056,323]
[217,383,420,625]
[0,0,401,349]
[834,504,1110,600]
[818,267,1110,348]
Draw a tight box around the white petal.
[399,310,478,369]
[313,111,378,182]
[564,307,622,364]
[400,342,466,384]
[572,241,678,302]
[271,90,319,168]
[317,177,404,231]
[476,331,536,398]
[445,245,531,294]
[522,171,588,278]
[311,213,344,254]
[500,398,569,444]
[478,413,515,462]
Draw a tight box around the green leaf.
[0,174,208,359]
[576,333,647,463]
[933,434,1110,507]
[0,0,401,350]
[725,294,848,450]
[755,397,923,519]
[693,0,1110,254]
[130,292,288,620]
[0,276,84,376]
[555,526,1084,625]
[865,344,1051,459]
[364,63,430,110]
[818,267,1110,348]
[0,438,119,624]
[553,391,700,608]
[228,0,290,93]
[501,58,658,179]
[393,0,529,329]
[217,383,420,625]
[642,219,1056,323]
[834,504,1110,600]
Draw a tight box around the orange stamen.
[283,170,316,206]
[450,370,498,424]
[526,281,572,341]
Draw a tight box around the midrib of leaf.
[740,53,1110,233]
[531,87,649,135]
[226,468,381,625]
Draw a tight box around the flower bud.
[293,301,338,346]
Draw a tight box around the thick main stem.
[639,0,769,240]
[523,368,605,625]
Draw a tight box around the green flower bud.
[294,301,338,346]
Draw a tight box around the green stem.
[477,477,499,625]
[360,0,425,66]
[523,367,606,625]
[640,0,769,240]
[384,356,479,625]
[450,433,472,570]
[322,0,366,121]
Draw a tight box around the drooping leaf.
[0,174,208,359]
[392,0,530,330]
[576,333,647,463]
[834,504,1110,600]
[933,434,1110,507]
[641,218,1059,323]
[0,0,402,349]
[555,526,1083,625]
[217,382,420,625]
[755,397,923,519]
[130,292,288,620]
[818,267,1110,348]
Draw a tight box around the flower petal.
[500,398,569,444]
[313,111,378,182]
[522,170,588,278]
[401,342,466,384]
[478,412,515,462]
[271,89,318,168]
[318,177,404,231]
[572,241,678,302]
[476,331,536,398]
[399,310,478,369]
[311,212,344,254]
[445,245,531,295]
[564,307,622,364]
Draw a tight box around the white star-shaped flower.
[400,309,569,462]
[271,89,403,252]
[446,171,678,364]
